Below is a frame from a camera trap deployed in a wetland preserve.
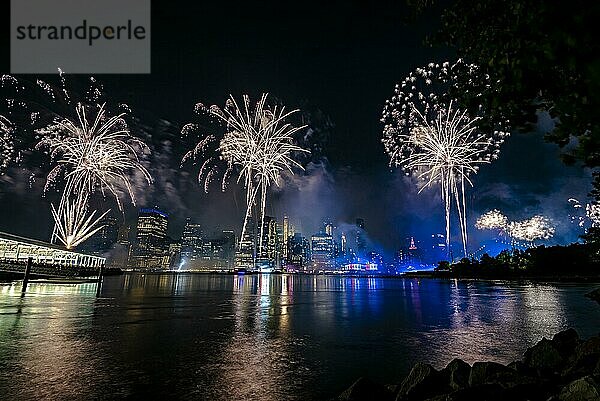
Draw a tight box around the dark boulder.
[558,376,600,401]
[396,363,450,400]
[441,359,471,391]
[523,338,563,375]
[507,360,533,377]
[469,361,522,388]
[563,335,600,378]
[551,329,581,360]
[500,382,552,401]
[337,377,395,401]
[438,383,505,401]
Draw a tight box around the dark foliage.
[435,243,599,278]
[415,0,600,196]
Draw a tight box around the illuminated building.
[180,218,204,261]
[130,208,169,269]
[168,241,181,269]
[207,230,236,270]
[282,215,290,259]
[324,219,333,236]
[108,224,132,268]
[287,233,309,271]
[395,236,424,269]
[235,217,255,269]
[367,251,383,269]
[257,216,279,267]
[117,224,131,246]
[79,216,118,255]
[355,218,367,257]
[429,233,448,263]
[311,231,334,271]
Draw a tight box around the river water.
[0,274,599,400]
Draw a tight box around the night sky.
[0,1,594,255]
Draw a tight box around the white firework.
[569,198,600,229]
[507,215,555,243]
[51,191,109,249]
[382,60,509,257]
[475,209,508,230]
[0,114,15,172]
[183,94,309,255]
[37,102,152,249]
[587,203,600,227]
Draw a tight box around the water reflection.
[1,276,599,401]
[0,283,105,400]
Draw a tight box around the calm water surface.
[0,274,599,400]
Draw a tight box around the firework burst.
[382,60,510,256]
[507,215,555,243]
[182,94,309,256]
[476,209,555,245]
[37,102,152,249]
[475,209,508,231]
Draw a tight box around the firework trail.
[37,102,152,249]
[51,190,110,249]
[382,60,510,256]
[182,94,309,256]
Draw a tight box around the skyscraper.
[257,216,279,265]
[80,215,118,254]
[282,215,290,259]
[311,231,334,271]
[180,218,204,262]
[287,232,309,271]
[206,230,236,270]
[130,208,169,269]
[235,217,255,269]
[355,218,366,256]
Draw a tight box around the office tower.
[235,217,255,269]
[282,215,290,259]
[311,231,334,271]
[80,215,119,254]
[205,230,236,270]
[130,207,169,269]
[180,218,204,262]
[168,241,182,269]
[355,218,366,256]
[287,232,309,271]
[117,224,131,246]
[429,233,447,263]
[257,216,278,265]
[324,219,333,236]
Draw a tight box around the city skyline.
[0,1,596,259]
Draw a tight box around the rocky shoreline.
[335,328,600,401]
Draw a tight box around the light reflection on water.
[0,275,599,401]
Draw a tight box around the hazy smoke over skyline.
[0,109,594,257]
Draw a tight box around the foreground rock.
[334,329,600,401]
